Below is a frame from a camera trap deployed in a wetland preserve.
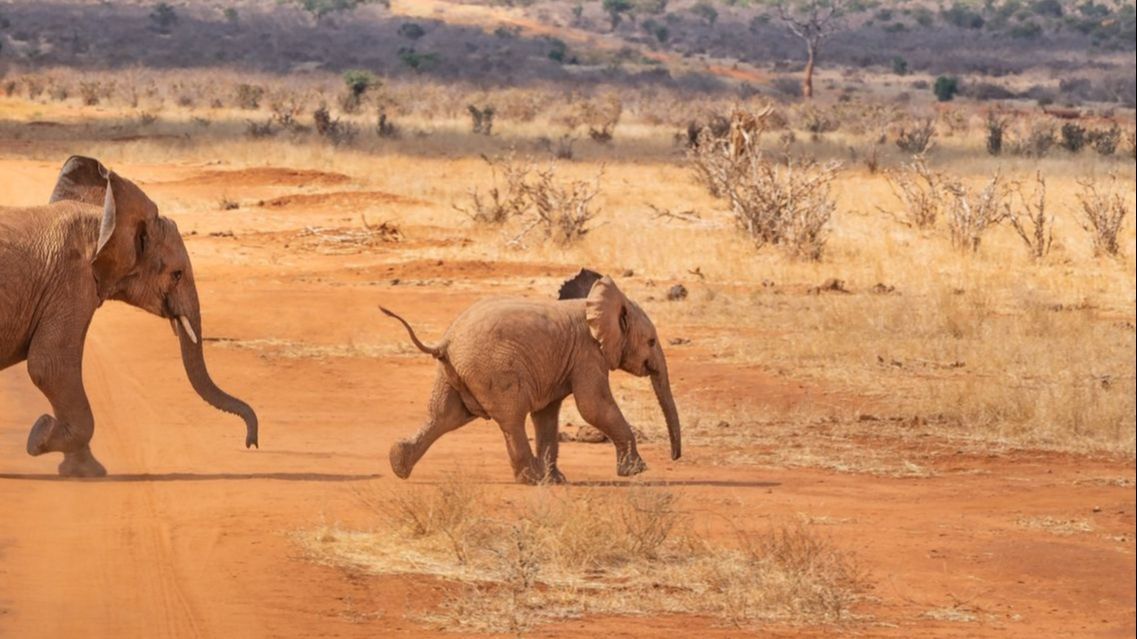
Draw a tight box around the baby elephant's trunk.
[380,307,443,358]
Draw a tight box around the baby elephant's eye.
[647,338,657,348]
[171,270,183,283]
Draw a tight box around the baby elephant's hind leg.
[389,371,476,479]
[532,400,566,484]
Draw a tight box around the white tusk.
[178,315,198,344]
[169,318,178,337]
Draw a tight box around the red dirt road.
[1,160,1134,638]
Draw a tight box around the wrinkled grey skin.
[382,269,681,485]
[0,156,257,477]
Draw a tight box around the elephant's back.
[442,297,586,414]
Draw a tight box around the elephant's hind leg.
[390,371,476,479]
[532,400,566,484]
[498,414,544,485]
[25,342,106,478]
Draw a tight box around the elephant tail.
[380,306,444,359]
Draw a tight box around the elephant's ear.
[585,276,628,370]
[558,268,604,300]
[52,156,159,287]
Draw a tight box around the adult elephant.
[0,156,257,477]
[381,269,681,484]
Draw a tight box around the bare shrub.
[690,131,839,259]
[1060,122,1087,153]
[78,81,104,106]
[1012,120,1057,157]
[885,156,943,229]
[796,104,839,141]
[375,109,398,138]
[579,94,623,143]
[1088,125,1121,156]
[313,105,357,145]
[1005,172,1054,258]
[245,119,276,138]
[269,96,305,132]
[455,152,532,225]
[537,133,576,160]
[467,104,495,135]
[234,83,264,110]
[894,117,936,154]
[521,164,604,245]
[985,111,1010,156]
[943,173,1011,253]
[1077,173,1132,257]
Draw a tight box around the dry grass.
[303,478,865,632]
[2,70,1134,465]
[1016,516,1095,536]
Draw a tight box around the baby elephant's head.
[560,269,681,460]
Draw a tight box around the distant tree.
[342,69,378,111]
[603,0,634,29]
[933,75,960,102]
[397,22,425,39]
[149,2,178,34]
[691,1,719,25]
[770,0,856,100]
[223,7,240,25]
[288,0,385,24]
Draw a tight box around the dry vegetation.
[303,478,864,632]
[1,2,1135,631]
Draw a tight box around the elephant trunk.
[172,279,259,448]
[649,352,681,460]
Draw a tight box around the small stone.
[666,284,688,301]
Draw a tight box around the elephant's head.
[560,269,681,460]
[50,156,258,448]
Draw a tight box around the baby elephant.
[382,269,681,484]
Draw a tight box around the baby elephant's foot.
[389,441,415,479]
[26,415,58,456]
[58,447,107,478]
[543,466,568,485]
[515,460,546,485]
[617,453,647,477]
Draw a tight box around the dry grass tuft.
[304,481,864,632]
[1016,516,1094,536]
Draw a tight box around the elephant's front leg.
[25,348,106,478]
[498,415,544,485]
[573,378,647,477]
[532,400,566,484]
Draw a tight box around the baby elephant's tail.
[380,307,444,358]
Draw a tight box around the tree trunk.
[802,42,817,100]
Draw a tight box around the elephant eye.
[171,270,183,283]
[648,338,657,348]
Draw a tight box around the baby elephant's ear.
[585,276,628,370]
[558,268,605,300]
[50,156,111,206]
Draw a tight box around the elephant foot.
[26,415,58,456]
[58,447,107,478]
[617,454,647,477]
[389,441,414,479]
[545,466,568,484]
[515,460,546,485]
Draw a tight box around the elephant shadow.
[0,471,382,482]
[571,479,781,489]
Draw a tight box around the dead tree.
[774,0,849,100]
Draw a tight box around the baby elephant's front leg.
[575,390,647,477]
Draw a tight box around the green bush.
[933,76,960,102]
[891,56,909,75]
